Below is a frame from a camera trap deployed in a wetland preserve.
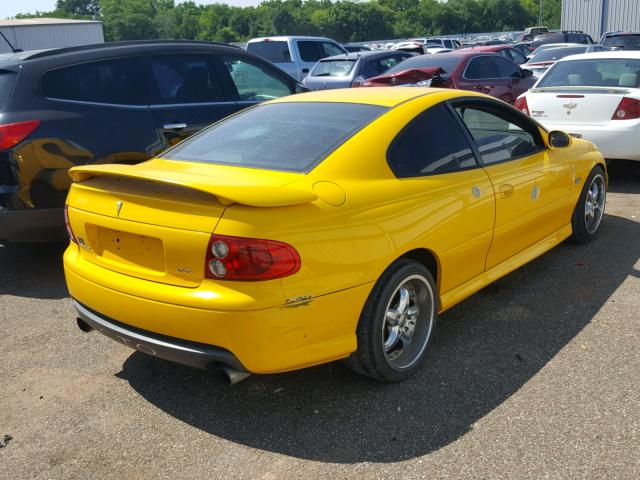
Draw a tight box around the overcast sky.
[0,0,263,19]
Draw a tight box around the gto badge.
[116,201,123,217]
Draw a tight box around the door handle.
[164,122,187,130]
[499,184,514,198]
[302,68,309,74]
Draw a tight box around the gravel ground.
[1,161,639,479]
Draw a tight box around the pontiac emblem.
[116,201,123,217]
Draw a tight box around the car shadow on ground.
[606,160,640,194]
[117,211,640,463]
[0,242,68,299]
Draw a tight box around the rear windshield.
[602,35,640,50]
[384,54,463,76]
[538,59,640,88]
[529,46,588,63]
[161,102,387,172]
[0,70,17,105]
[311,59,356,77]
[247,41,292,63]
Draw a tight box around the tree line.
[16,0,562,43]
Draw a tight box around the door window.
[387,103,477,177]
[298,41,344,62]
[150,55,224,104]
[223,57,292,101]
[453,102,544,165]
[465,56,499,79]
[491,56,521,78]
[507,48,528,65]
[42,57,148,105]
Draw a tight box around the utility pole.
[538,0,544,26]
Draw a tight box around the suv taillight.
[205,234,300,281]
[514,96,530,116]
[611,97,640,120]
[64,205,77,244]
[0,120,40,150]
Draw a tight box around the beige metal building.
[0,18,104,54]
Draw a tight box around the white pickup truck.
[247,36,347,81]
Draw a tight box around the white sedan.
[515,51,640,161]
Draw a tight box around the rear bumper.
[540,121,640,161]
[74,300,247,372]
[64,246,371,373]
[0,206,67,243]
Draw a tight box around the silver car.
[302,51,415,90]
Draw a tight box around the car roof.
[557,50,640,62]
[267,87,451,107]
[248,36,335,43]
[459,45,514,52]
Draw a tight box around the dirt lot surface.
[1,161,639,479]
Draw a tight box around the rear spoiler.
[369,67,447,85]
[529,86,631,94]
[69,164,318,208]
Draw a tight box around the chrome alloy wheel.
[381,274,434,371]
[584,174,606,234]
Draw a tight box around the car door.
[218,55,296,110]
[460,55,506,99]
[451,99,574,270]
[490,55,530,104]
[386,102,495,293]
[148,53,238,148]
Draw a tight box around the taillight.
[64,205,77,244]
[205,234,300,281]
[611,97,640,120]
[351,76,365,88]
[0,120,40,150]
[514,96,530,116]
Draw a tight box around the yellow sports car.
[63,88,606,383]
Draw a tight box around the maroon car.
[458,44,529,65]
[362,51,535,104]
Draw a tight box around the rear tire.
[570,166,606,244]
[344,260,437,382]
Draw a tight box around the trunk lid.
[366,67,446,86]
[527,86,630,125]
[66,159,315,287]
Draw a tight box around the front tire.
[344,260,437,382]
[571,166,606,244]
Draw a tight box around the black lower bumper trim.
[73,300,248,373]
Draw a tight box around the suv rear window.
[161,102,387,172]
[0,70,17,105]
[247,41,292,63]
[42,57,147,105]
[538,59,640,88]
[602,34,640,50]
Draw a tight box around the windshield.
[311,59,356,77]
[602,35,640,50]
[247,41,292,63]
[384,54,462,76]
[538,59,640,88]
[162,102,387,173]
[529,47,588,63]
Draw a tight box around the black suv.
[530,31,594,50]
[0,40,303,243]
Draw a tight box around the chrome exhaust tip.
[219,365,251,385]
[76,317,93,333]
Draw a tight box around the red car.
[363,51,535,105]
[458,44,529,65]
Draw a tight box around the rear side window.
[247,41,292,63]
[223,56,291,101]
[298,41,345,62]
[162,102,386,172]
[43,57,147,105]
[388,103,476,177]
[150,55,224,104]
[0,70,17,106]
[538,59,640,88]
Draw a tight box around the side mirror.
[521,68,533,78]
[295,83,310,94]
[548,130,572,148]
